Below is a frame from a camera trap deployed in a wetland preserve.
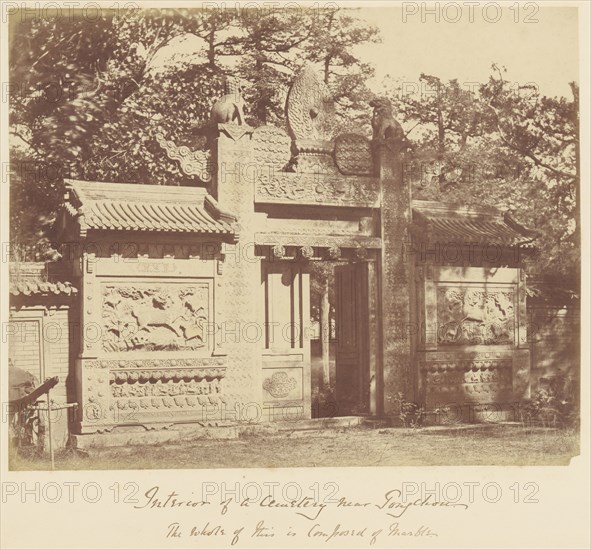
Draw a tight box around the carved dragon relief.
[437,287,515,345]
[255,173,379,206]
[102,284,209,352]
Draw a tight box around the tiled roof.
[10,280,78,297]
[59,180,237,237]
[411,200,536,247]
[9,263,78,297]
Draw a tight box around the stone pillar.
[214,124,264,421]
[375,140,414,416]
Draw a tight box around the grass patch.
[10,424,579,471]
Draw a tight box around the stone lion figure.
[369,98,405,143]
[210,78,245,125]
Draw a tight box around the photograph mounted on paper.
[6,3,580,470]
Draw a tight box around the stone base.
[71,424,239,449]
[70,416,366,448]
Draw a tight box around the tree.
[10,8,382,251]
[479,65,579,278]
[304,7,380,131]
[385,67,579,280]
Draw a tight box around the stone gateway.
[10,66,537,438]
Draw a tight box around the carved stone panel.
[422,356,514,408]
[156,134,212,182]
[255,173,379,207]
[79,358,226,432]
[437,287,515,346]
[101,283,210,352]
[252,126,291,171]
[334,133,374,176]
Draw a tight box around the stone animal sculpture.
[210,78,245,125]
[369,98,405,143]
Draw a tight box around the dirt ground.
[10,424,579,471]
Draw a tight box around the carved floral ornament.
[327,245,341,259]
[272,244,286,259]
[300,245,314,259]
[263,371,298,399]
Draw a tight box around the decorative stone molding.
[85,358,224,370]
[156,133,212,182]
[421,358,513,402]
[109,368,225,384]
[218,123,254,141]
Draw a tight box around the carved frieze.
[422,358,514,403]
[111,393,224,412]
[101,284,210,352]
[255,173,379,207]
[437,287,515,345]
[112,376,222,398]
[85,358,224,369]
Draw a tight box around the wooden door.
[335,262,375,415]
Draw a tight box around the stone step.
[274,416,364,431]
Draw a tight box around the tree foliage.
[9,12,578,283]
[387,67,579,280]
[9,8,379,249]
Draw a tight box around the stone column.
[375,139,414,416]
[214,124,264,422]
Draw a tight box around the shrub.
[520,373,579,429]
[393,392,425,428]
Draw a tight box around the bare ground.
[10,424,580,470]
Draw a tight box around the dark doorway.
[310,259,378,418]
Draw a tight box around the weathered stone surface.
[254,172,380,207]
[376,135,414,416]
[286,64,333,143]
[334,133,374,176]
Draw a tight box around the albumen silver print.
[1,1,588,549]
